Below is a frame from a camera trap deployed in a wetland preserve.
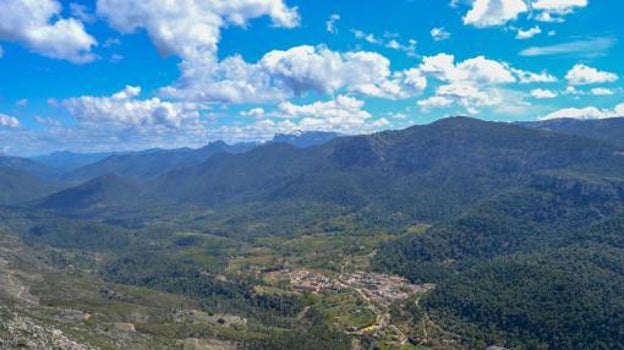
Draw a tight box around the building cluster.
[263,268,434,303]
[289,269,335,293]
[342,272,434,304]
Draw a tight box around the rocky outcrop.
[531,172,624,200]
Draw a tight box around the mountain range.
[1,116,624,349]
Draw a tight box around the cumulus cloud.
[218,96,388,141]
[163,45,427,103]
[530,88,558,99]
[277,95,372,125]
[463,0,528,27]
[98,1,421,106]
[0,0,97,63]
[0,114,20,129]
[515,26,542,40]
[419,54,515,85]
[511,68,557,83]
[565,64,619,86]
[416,53,546,113]
[417,96,454,110]
[532,0,588,14]
[431,27,451,41]
[562,86,585,96]
[98,0,299,62]
[461,0,588,28]
[63,85,205,130]
[540,103,624,121]
[531,0,587,22]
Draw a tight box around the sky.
[0,0,622,156]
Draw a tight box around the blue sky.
[0,0,622,156]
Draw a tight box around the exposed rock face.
[531,172,624,200]
[0,314,95,350]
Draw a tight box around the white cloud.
[102,38,121,48]
[35,116,61,126]
[531,0,587,22]
[0,114,20,129]
[463,0,528,27]
[352,29,381,44]
[530,88,558,99]
[0,0,96,63]
[352,29,417,56]
[460,0,588,28]
[431,27,451,41]
[436,82,500,112]
[591,88,615,96]
[515,26,542,40]
[417,96,454,110]
[218,96,388,140]
[417,53,546,114]
[511,68,557,83]
[15,99,29,107]
[540,103,624,121]
[63,86,205,130]
[533,12,564,23]
[326,14,340,34]
[457,56,517,84]
[386,40,401,50]
[163,45,427,103]
[532,0,588,14]
[97,0,299,63]
[519,37,616,57]
[99,2,424,107]
[562,86,585,96]
[565,64,619,86]
[241,107,266,118]
[419,54,515,85]
[277,95,371,124]
[385,39,417,57]
[69,2,95,24]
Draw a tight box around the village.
[282,268,433,305]
[262,267,436,346]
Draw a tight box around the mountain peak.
[271,130,341,148]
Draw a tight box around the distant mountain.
[0,155,64,204]
[0,168,59,205]
[59,117,616,229]
[519,117,624,148]
[37,174,141,211]
[44,116,624,219]
[0,154,60,180]
[32,151,115,171]
[65,141,257,182]
[31,132,338,181]
[271,131,341,148]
